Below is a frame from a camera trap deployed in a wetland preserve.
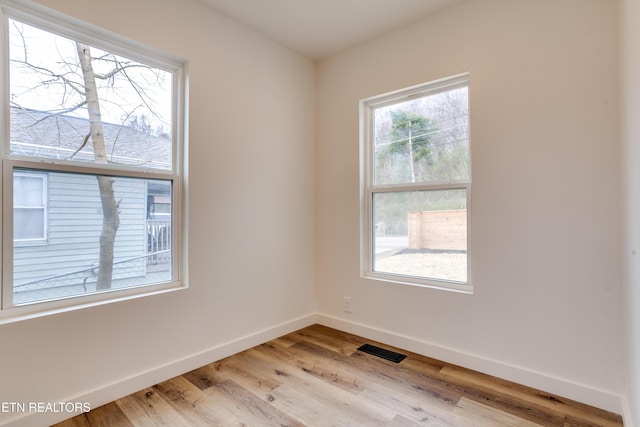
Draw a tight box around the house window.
[360,74,471,292]
[1,2,187,318]
[13,171,47,242]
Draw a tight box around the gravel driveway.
[375,250,467,282]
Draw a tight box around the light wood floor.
[54,324,623,426]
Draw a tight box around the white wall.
[316,0,623,413]
[621,0,640,424]
[0,0,316,425]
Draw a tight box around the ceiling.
[196,0,462,61]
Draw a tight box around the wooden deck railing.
[147,220,171,265]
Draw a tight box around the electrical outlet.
[343,296,352,313]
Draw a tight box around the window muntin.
[362,74,471,291]
[1,2,186,317]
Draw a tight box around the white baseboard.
[622,395,636,427]
[1,313,317,427]
[316,313,625,416]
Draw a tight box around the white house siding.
[13,171,148,304]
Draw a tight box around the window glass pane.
[373,189,467,283]
[9,19,173,170]
[14,208,44,240]
[373,87,469,186]
[14,175,44,206]
[13,169,173,305]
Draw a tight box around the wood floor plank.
[305,325,447,373]
[267,383,350,427]
[435,375,565,425]
[294,339,464,407]
[358,380,462,426]
[241,346,399,425]
[440,365,623,427]
[564,414,616,427]
[271,334,300,347]
[53,402,134,427]
[288,324,364,356]
[272,334,464,424]
[338,343,564,426]
[181,361,227,391]
[184,356,281,396]
[453,397,544,427]
[389,414,433,427]
[256,340,366,394]
[151,376,245,426]
[53,324,624,427]
[215,377,307,426]
[115,387,191,427]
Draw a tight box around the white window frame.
[0,0,188,322]
[360,74,472,293]
[13,170,47,243]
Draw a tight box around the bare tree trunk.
[76,42,119,290]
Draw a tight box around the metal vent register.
[357,344,407,363]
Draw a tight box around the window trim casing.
[360,73,473,293]
[0,0,188,323]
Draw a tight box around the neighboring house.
[10,107,172,304]
[10,107,172,168]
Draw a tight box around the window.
[13,171,47,242]
[1,1,187,319]
[360,74,471,292]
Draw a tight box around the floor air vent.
[357,344,407,363]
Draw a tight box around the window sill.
[362,271,474,295]
[0,280,187,325]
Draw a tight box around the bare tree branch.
[68,132,91,159]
